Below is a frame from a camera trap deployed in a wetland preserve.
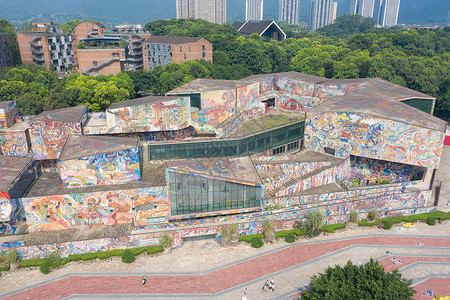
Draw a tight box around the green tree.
[0,19,21,65]
[302,259,415,299]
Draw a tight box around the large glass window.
[169,172,261,216]
[148,121,304,160]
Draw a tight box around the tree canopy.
[302,259,415,299]
[0,19,21,65]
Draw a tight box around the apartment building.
[0,33,14,67]
[144,36,213,70]
[279,0,300,24]
[176,0,227,25]
[16,32,74,72]
[309,0,334,30]
[246,0,264,21]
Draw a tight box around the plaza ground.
[0,221,449,299]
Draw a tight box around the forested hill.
[0,0,448,26]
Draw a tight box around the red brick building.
[144,36,213,69]
[0,33,14,67]
[77,48,125,76]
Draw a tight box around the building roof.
[0,155,33,192]
[232,20,286,40]
[167,156,262,185]
[58,135,139,161]
[276,71,327,84]
[0,101,13,109]
[166,78,241,94]
[144,36,205,45]
[32,105,88,123]
[309,95,446,132]
[107,95,187,110]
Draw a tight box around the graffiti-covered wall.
[314,84,358,102]
[199,89,236,126]
[0,191,12,222]
[237,83,260,113]
[0,101,18,129]
[106,97,191,133]
[0,130,29,157]
[221,106,266,137]
[349,156,412,185]
[305,112,444,169]
[274,76,315,96]
[20,186,168,232]
[256,161,332,191]
[275,92,319,112]
[275,159,350,197]
[28,121,82,160]
[58,148,141,188]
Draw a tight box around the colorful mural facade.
[0,191,12,222]
[28,121,82,160]
[0,130,29,157]
[349,156,412,185]
[106,97,191,133]
[275,93,319,112]
[274,76,315,96]
[0,101,18,129]
[275,159,350,197]
[20,186,167,232]
[237,83,260,113]
[199,89,236,126]
[305,112,445,169]
[221,105,266,137]
[59,148,141,188]
[314,84,358,102]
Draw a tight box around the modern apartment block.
[331,1,338,22]
[17,32,74,72]
[350,0,375,18]
[176,0,227,24]
[309,0,333,30]
[17,21,150,75]
[278,0,300,24]
[246,0,264,21]
[143,36,213,70]
[374,0,400,27]
[0,33,14,67]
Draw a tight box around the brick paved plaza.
[0,222,448,299]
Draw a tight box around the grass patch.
[322,223,346,233]
[358,211,450,230]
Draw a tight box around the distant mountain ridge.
[0,0,448,27]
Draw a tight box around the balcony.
[31,53,45,62]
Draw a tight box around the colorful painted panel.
[59,148,141,188]
[107,98,191,133]
[259,75,275,93]
[237,83,260,113]
[0,101,18,129]
[256,161,332,191]
[314,84,357,102]
[0,131,29,157]
[0,191,12,222]
[275,93,319,112]
[274,76,315,96]
[200,89,236,126]
[349,156,411,185]
[28,121,82,160]
[20,186,167,232]
[275,159,350,197]
[305,112,444,169]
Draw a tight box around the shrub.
[262,218,275,235]
[121,249,135,263]
[67,254,84,262]
[40,261,52,274]
[427,217,436,226]
[0,265,10,271]
[349,210,358,223]
[81,253,97,261]
[0,252,6,265]
[159,233,173,249]
[250,237,264,248]
[95,252,111,259]
[306,210,323,237]
[61,259,67,265]
[19,258,45,268]
[383,220,392,230]
[229,224,238,235]
[322,223,346,233]
[285,233,296,243]
[147,245,164,255]
[238,233,265,243]
[5,249,20,264]
[129,247,148,256]
[368,209,378,221]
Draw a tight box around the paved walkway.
[1,232,449,300]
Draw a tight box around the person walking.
[142,275,147,286]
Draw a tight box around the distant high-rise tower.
[246,0,264,20]
[309,0,333,30]
[279,0,300,24]
[374,0,400,27]
[176,0,226,25]
[331,2,338,22]
[447,11,450,26]
[350,0,375,18]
